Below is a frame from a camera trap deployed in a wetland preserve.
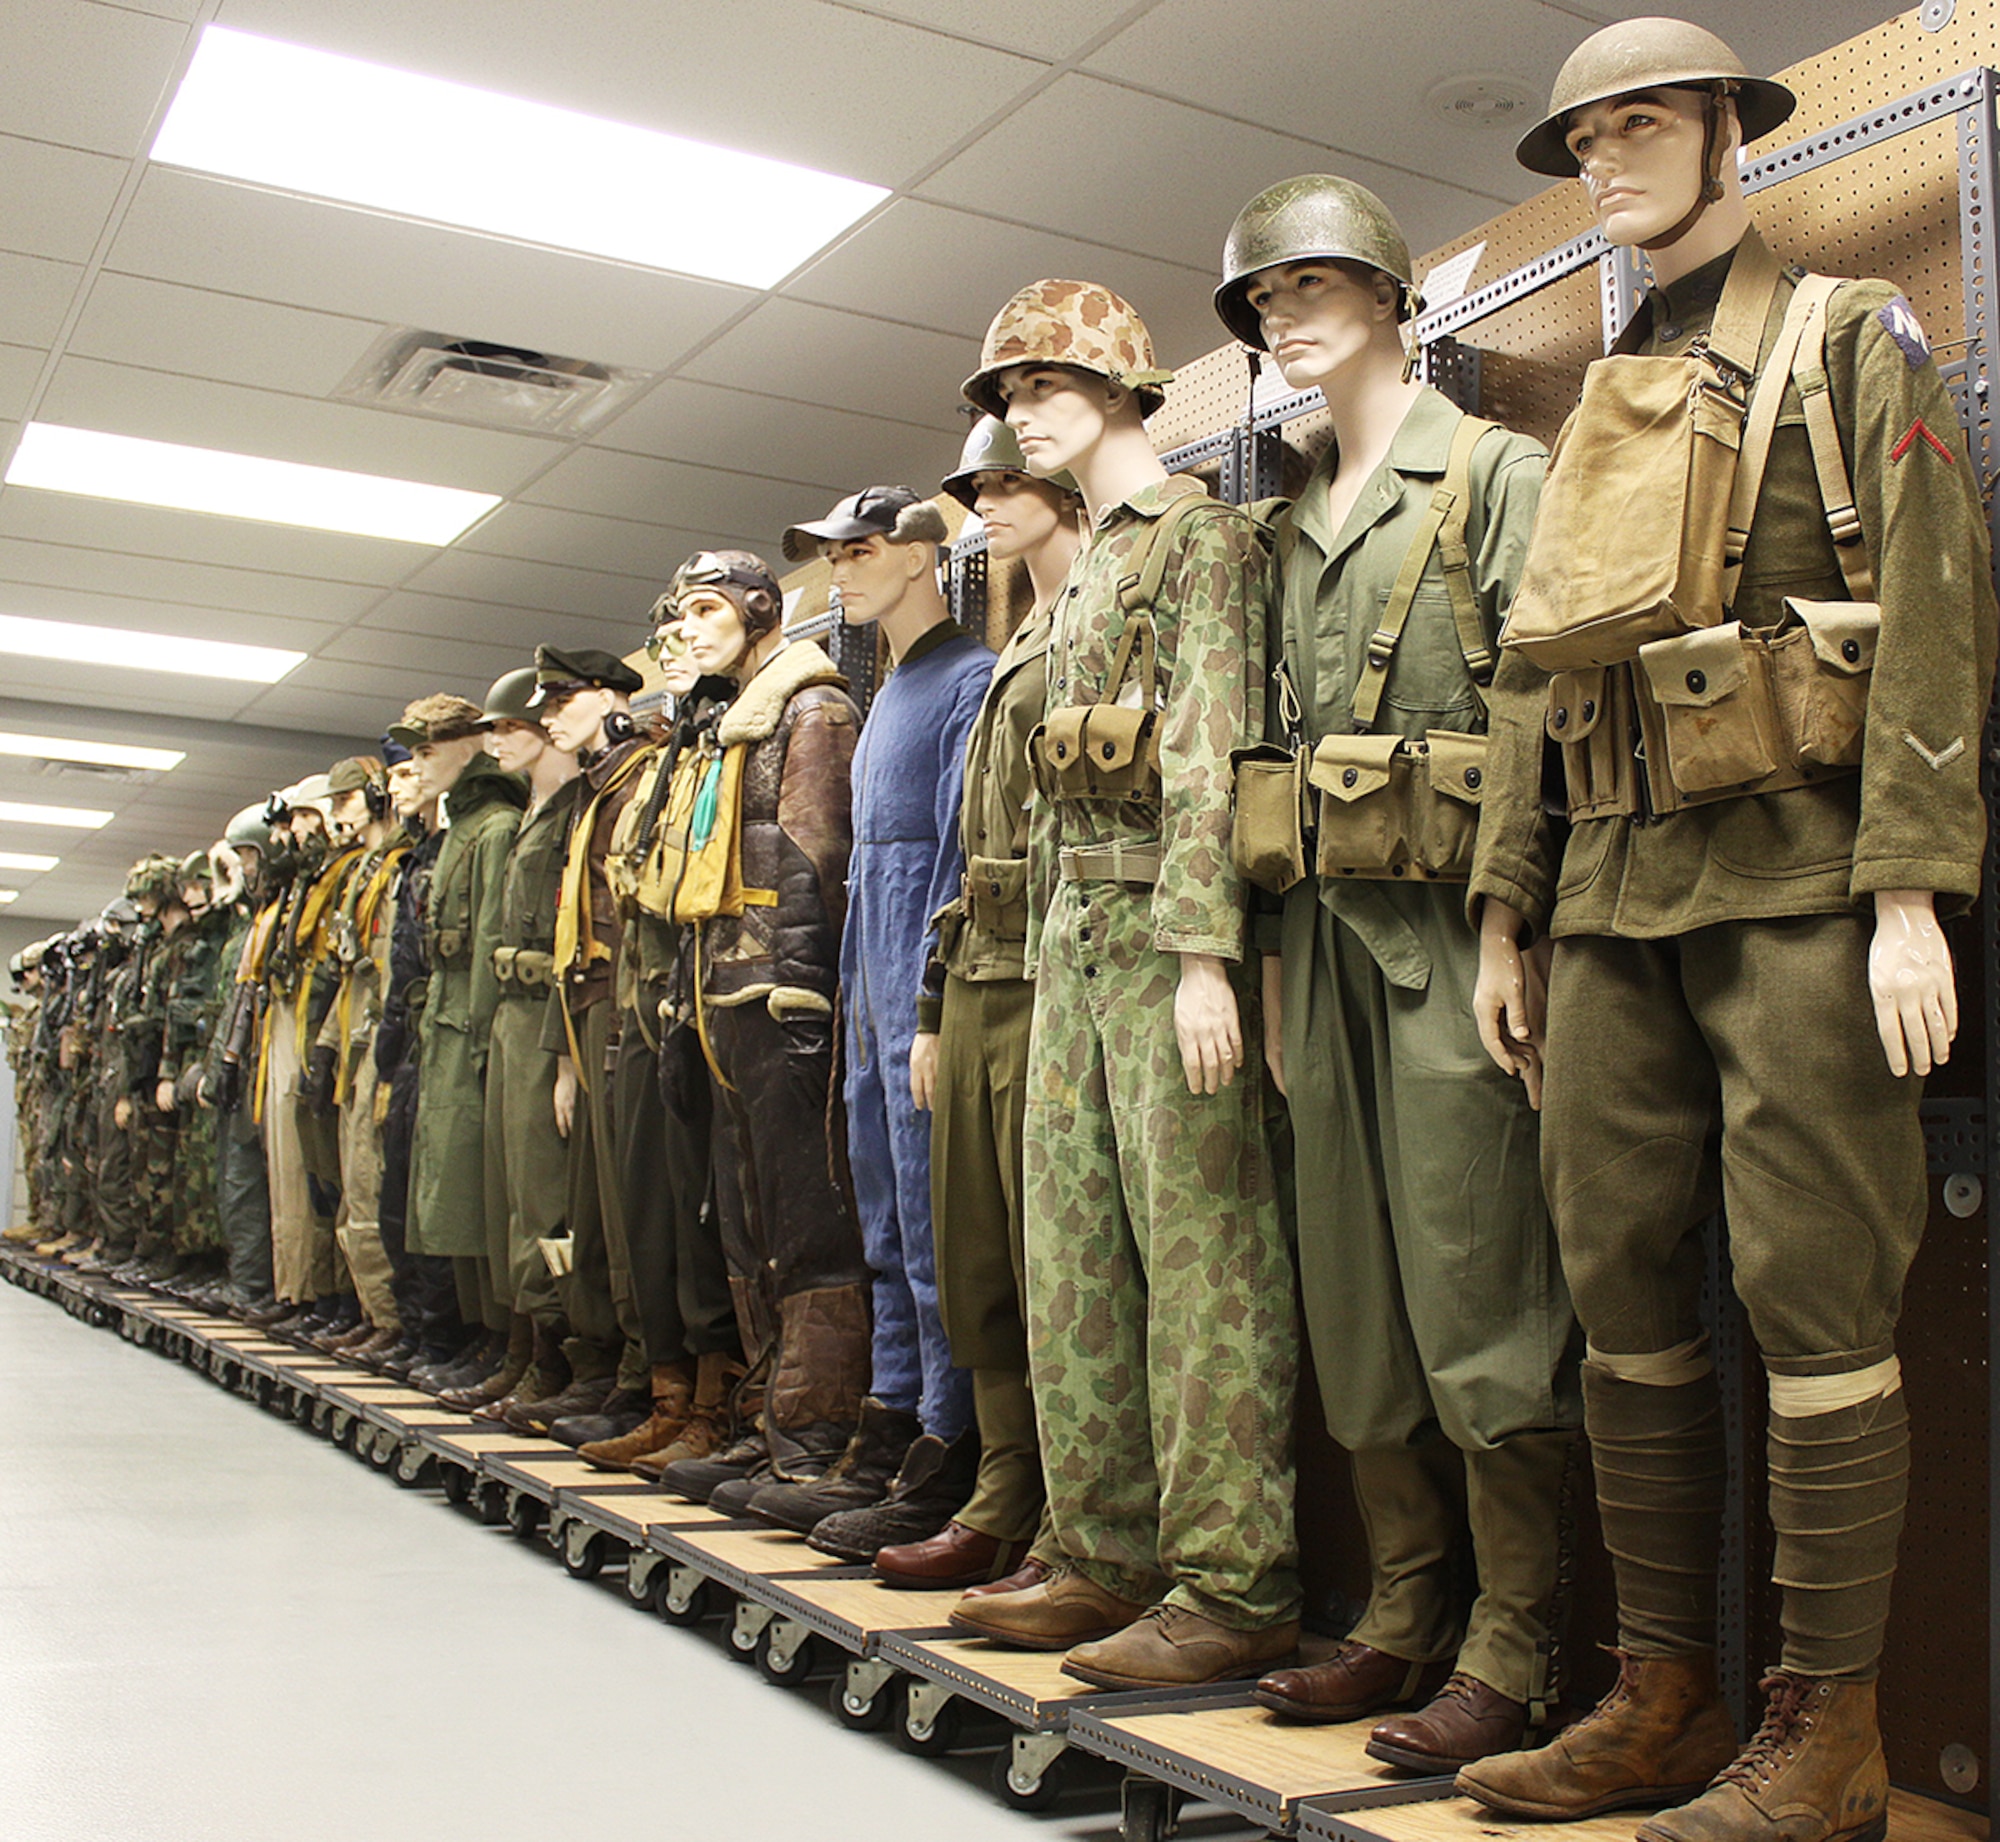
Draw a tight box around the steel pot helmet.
[661,550,784,639]
[962,279,1175,422]
[1215,175,1419,350]
[1515,17,1796,179]
[481,667,541,727]
[940,415,1080,512]
[125,853,179,905]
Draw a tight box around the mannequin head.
[1244,260,1405,394]
[537,683,620,756]
[824,531,937,629]
[650,611,706,697]
[659,550,785,682]
[392,694,488,806]
[996,365,1139,481]
[528,646,643,758]
[967,468,1075,562]
[386,758,423,821]
[486,716,550,775]
[1566,86,1746,256]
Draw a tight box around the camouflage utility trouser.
[1023,878,1300,1629]
[172,1106,221,1253]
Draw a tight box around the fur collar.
[718,639,845,746]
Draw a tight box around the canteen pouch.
[1414,730,1488,880]
[1768,598,1878,770]
[1637,622,1781,794]
[1310,733,1407,877]
[1035,703,1161,801]
[1547,667,1643,821]
[1229,744,1311,894]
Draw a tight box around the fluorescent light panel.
[0,614,302,684]
[0,852,58,872]
[0,731,184,772]
[152,27,889,290]
[0,800,113,830]
[7,424,499,547]
[0,891,17,905]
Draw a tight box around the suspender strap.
[1351,413,1495,731]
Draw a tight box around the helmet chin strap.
[1640,80,1735,252]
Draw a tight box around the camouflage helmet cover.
[125,853,180,903]
[1516,16,1796,177]
[1215,175,1418,349]
[940,415,1081,511]
[962,279,1174,421]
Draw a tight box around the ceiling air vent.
[29,758,158,786]
[336,330,653,436]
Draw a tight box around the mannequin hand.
[909,1031,939,1112]
[1869,890,1956,1077]
[553,1056,578,1138]
[1474,899,1550,1110]
[1261,954,1287,1096]
[1175,953,1243,1096]
[195,1074,214,1112]
[155,1079,176,1115]
[113,1096,133,1130]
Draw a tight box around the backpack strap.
[1105,488,1233,706]
[1351,413,1496,731]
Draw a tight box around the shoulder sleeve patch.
[1877,295,1931,369]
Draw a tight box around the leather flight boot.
[1457,1649,1739,1819]
[633,1351,745,1474]
[808,1425,981,1563]
[948,1563,1154,1651]
[1367,1672,1528,1773]
[578,1363,696,1471]
[1255,1639,1455,1725]
[1064,1606,1300,1690]
[746,1397,919,1535]
[1636,1674,1888,1842]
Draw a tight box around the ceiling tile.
[0,135,127,264]
[107,167,752,373]
[317,622,531,683]
[230,681,433,739]
[0,0,188,158]
[598,378,952,493]
[0,252,84,348]
[519,448,820,543]
[399,548,664,627]
[0,344,44,423]
[0,656,259,722]
[834,0,1121,61]
[281,655,483,704]
[359,589,633,654]
[68,273,381,398]
[788,196,1223,367]
[681,297,978,434]
[0,535,380,622]
[212,0,1042,187]
[0,571,333,651]
[920,73,1501,275]
[460,503,740,584]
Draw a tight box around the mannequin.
[1215,176,1578,1774]
[946,281,1299,1691]
[1459,24,2000,1842]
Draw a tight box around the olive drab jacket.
[1471,229,2000,938]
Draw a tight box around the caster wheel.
[625,1556,661,1610]
[992,1745,1069,1813]
[506,1491,544,1539]
[898,1684,964,1757]
[561,1525,607,1580]
[657,1570,711,1626]
[1120,1776,1181,1842]
[367,1429,398,1470]
[476,1479,509,1526]
[393,1444,433,1489]
[726,1599,768,1661]
[829,1672,894,1732]
[439,1463,472,1506]
[290,1391,314,1426]
[753,1623,816,1687]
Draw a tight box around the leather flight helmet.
[941,415,1080,511]
[1215,175,1419,350]
[1515,16,1796,178]
[962,279,1174,421]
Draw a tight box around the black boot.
[745,1398,920,1536]
[659,1430,771,1506]
[807,1425,981,1562]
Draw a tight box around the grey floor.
[0,1278,1194,1842]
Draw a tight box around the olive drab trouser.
[262,1023,315,1303]
[560,999,643,1388]
[1543,915,1921,1677]
[481,990,566,1327]
[215,1097,273,1304]
[333,1048,398,1331]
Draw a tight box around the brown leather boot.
[1456,1649,1738,1819]
[1636,1673,1887,1842]
[631,1351,743,1476]
[578,1362,696,1471]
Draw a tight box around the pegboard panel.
[1453,264,1604,448]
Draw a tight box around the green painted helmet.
[482,667,541,725]
[223,802,273,853]
[1515,17,1795,177]
[178,849,212,892]
[940,416,1079,512]
[1216,175,1418,349]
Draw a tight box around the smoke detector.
[1427,74,1537,130]
[336,330,653,435]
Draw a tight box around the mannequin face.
[997,366,1114,478]
[650,608,708,695]
[328,788,368,843]
[538,684,616,756]
[1565,87,1714,248]
[292,808,326,843]
[180,881,210,920]
[1245,260,1396,392]
[412,732,483,804]
[825,534,923,627]
[386,760,423,819]
[676,589,750,677]
[486,717,549,776]
[969,470,1069,562]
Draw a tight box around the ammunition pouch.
[432,927,465,964]
[1638,623,1784,795]
[1547,667,1642,822]
[962,855,1030,942]
[1033,703,1161,802]
[492,946,555,993]
[1229,744,1312,895]
[1308,729,1487,883]
[1768,598,1877,770]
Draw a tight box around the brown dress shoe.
[948,1564,1152,1651]
[1456,1649,1738,1819]
[874,1522,1026,1590]
[1254,1640,1454,1725]
[1636,1673,1887,1842]
[1368,1672,1527,1773]
[959,1554,1053,1600]
[1063,1606,1300,1690]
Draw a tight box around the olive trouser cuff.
[955,1365,1045,1546]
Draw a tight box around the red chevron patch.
[1891,417,1956,463]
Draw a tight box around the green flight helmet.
[223,802,273,854]
[1515,17,1796,177]
[1215,175,1419,350]
[940,415,1080,512]
[482,666,540,726]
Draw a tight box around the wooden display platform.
[419,1426,569,1464]
[1296,1786,1988,1842]
[556,1488,726,1541]
[1067,1701,1451,1836]
[746,1571,956,1657]
[877,1633,1110,1728]
[654,1523,858,1583]
[482,1453,620,1500]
